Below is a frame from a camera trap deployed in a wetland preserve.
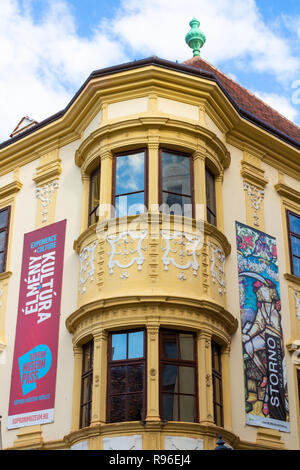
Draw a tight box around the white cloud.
[107,0,299,79]
[0,0,299,143]
[0,0,128,142]
[252,91,299,123]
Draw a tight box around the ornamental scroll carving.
[107,230,147,279]
[243,182,264,227]
[79,241,98,295]
[209,242,226,295]
[35,180,59,223]
[161,231,201,281]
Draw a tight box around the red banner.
[7,220,66,429]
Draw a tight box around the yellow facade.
[0,57,299,451]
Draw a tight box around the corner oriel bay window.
[0,206,11,273]
[113,150,147,217]
[205,167,217,226]
[88,167,100,226]
[80,340,94,429]
[160,150,193,218]
[107,330,146,423]
[160,330,198,422]
[287,210,300,276]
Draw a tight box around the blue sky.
[1,0,300,142]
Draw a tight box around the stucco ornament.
[161,231,201,280]
[79,240,98,294]
[107,230,147,279]
[209,241,226,295]
[35,179,59,222]
[243,182,264,227]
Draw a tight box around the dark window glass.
[160,330,197,422]
[107,330,146,423]
[89,167,100,226]
[287,210,300,277]
[80,340,94,429]
[114,151,146,217]
[160,151,193,217]
[205,167,217,226]
[212,341,223,427]
[0,207,10,273]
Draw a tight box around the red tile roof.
[184,56,300,145]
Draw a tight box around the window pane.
[212,344,221,373]
[0,253,3,272]
[82,377,90,404]
[111,366,126,394]
[162,332,178,359]
[289,213,300,235]
[293,257,300,276]
[110,396,125,422]
[128,331,144,359]
[82,344,92,373]
[214,377,222,403]
[162,393,179,421]
[128,364,144,392]
[162,192,192,217]
[291,236,300,257]
[127,393,143,421]
[179,366,195,395]
[115,192,145,217]
[0,231,6,252]
[162,152,191,195]
[214,405,223,427]
[111,333,127,360]
[180,395,195,422]
[81,404,89,428]
[179,334,194,361]
[162,365,179,393]
[0,209,8,230]
[89,169,100,225]
[116,153,145,195]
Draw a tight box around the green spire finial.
[185,18,206,57]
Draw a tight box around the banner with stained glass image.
[236,222,289,432]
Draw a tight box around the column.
[71,345,83,432]
[147,135,159,213]
[221,344,232,430]
[91,330,108,426]
[197,331,214,425]
[215,171,224,233]
[193,149,206,221]
[146,323,160,422]
[99,147,113,220]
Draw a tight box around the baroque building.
[0,19,299,451]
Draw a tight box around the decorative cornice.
[65,296,238,338]
[284,272,300,287]
[241,160,268,188]
[0,271,12,281]
[0,180,22,200]
[275,182,300,206]
[33,158,62,186]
